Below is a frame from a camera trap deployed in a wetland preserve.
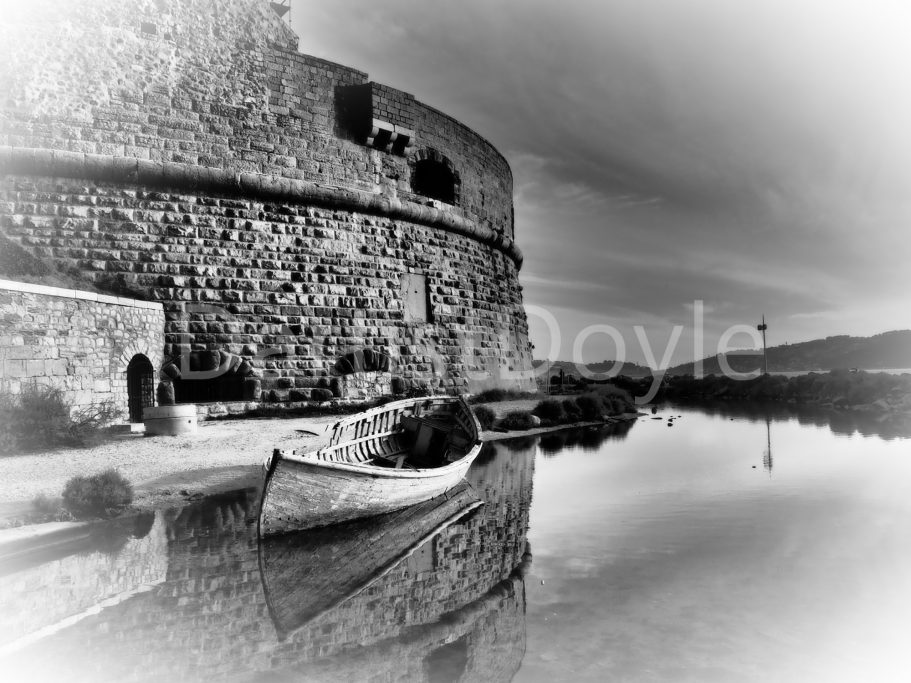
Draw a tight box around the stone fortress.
[0,0,533,422]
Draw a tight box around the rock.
[156,381,175,405]
[311,388,333,402]
[242,377,261,401]
[160,363,180,380]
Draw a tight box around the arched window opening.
[412,158,457,204]
[127,354,155,423]
[160,350,253,404]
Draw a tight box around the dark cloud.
[294,0,911,365]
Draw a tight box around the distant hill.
[666,330,911,376]
[533,330,911,379]
[532,359,653,379]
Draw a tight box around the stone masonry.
[0,0,533,405]
[0,279,165,418]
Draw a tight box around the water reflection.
[536,420,636,457]
[672,399,911,440]
[763,417,773,475]
[519,405,911,682]
[0,448,535,682]
[259,481,484,638]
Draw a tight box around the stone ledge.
[0,146,524,268]
[0,278,164,310]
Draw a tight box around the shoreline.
[3,390,907,543]
[0,398,638,528]
[3,389,906,528]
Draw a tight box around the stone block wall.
[0,0,516,238]
[0,279,164,416]
[0,0,533,403]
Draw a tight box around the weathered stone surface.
[242,377,262,402]
[0,283,164,418]
[311,388,333,403]
[156,381,175,406]
[0,0,535,403]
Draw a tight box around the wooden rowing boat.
[258,481,483,637]
[258,396,483,536]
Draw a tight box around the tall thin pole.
[758,314,768,375]
[763,416,773,477]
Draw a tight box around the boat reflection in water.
[259,481,485,638]
[0,441,534,682]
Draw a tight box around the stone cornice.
[0,146,523,268]
[0,278,164,310]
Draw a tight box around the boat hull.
[258,395,483,536]
[259,450,478,536]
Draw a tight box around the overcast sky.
[292,0,911,366]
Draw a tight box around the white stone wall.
[0,279,165,418]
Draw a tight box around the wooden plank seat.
[370,453,414,469]
[309,395,480,469]
[400,414,456,434]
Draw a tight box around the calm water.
[1,405,909,682]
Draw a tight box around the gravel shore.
[0,414,339,516]
[0,396,619,521]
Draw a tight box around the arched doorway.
[127,354,155,423]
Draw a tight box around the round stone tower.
[0,0,534,407]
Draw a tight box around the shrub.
[472,405,497,430]
[0,385,117,454]
[601,395,628,415]
[468,388,542,404]
[532,399,565,424]
[562,399,582,421]
[68,400,119,447]
[591,383,635,409]
[575,394,604,420]
[500,410,537,431]
[62,469,134,518]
